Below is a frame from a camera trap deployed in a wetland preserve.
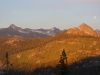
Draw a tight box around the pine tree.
[58,49,69,75]
[5,52,9,75]
[5,52,12,75]
[6,52,9,71]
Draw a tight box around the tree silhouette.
[57,49,69,75]
[6,52,9,71]
[5,52,13,75]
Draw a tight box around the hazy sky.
[0,0,100,29]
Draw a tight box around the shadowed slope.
[69,55,100,75]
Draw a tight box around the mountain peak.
[51,27,57,30]
[65,23,96,36]
[80,23,87,25]
[10,24,16,27]
[9,24,17,29]
[78,23,96,35]
[8,24,22,31]
[79,23,90,28]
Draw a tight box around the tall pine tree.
[57,49,69,75]
[5,52,9,75]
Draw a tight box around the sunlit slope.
[0,37,52,61]
[9,23,100,70]
[9,35,100,70]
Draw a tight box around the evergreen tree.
[5,52,12,75]
[58,49,69,75]
[6,52,9,71]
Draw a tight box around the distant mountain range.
[0,23,99,38]
[0,24,63,38]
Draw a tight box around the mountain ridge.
[0,24,63,38]
[0,23,99,38]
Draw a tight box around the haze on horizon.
[0,0,100,30]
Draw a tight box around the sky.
[0,0,100,30]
